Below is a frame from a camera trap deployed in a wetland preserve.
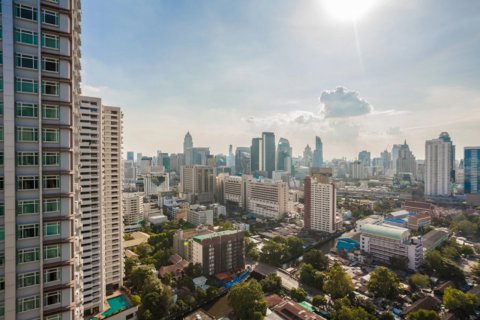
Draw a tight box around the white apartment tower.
[425,134,453,196]
[246,179,288,219]
[123,192,144,232]
[0,0,83,319]
[304,177,336,233]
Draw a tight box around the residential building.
[246,179,288,219]
[312,136,323,168]
[161,195,189,221]
[360,224,423,270]
[141,172,169,199]
[0,0,83,319]
[223,175,247,211]
[465,147,480,205]
[190,230,245,276]
[425,133,454,196]
[304,176,336,233]
[180,165,215,204]
[351,160,367,179]
[123,159,135,182]
[187,205,214,226]
[407,213,431,231]
[123,193,145,232]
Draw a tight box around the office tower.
[235,147,251,175]
[465,147,480,205]
[214,154,226,168]
[139,156,153,174]
[226,144,235,169]
[304,176,336,233]
[303,144,312,167]
[381,149,392,174]
[0,0,82,319]
[169,153,183,173]
[183,131,193,165]
[223,175,249,211]
[126,151,134,161]
[396,141,417,178]
[246,179,288,219]
[180,165,215,204]
[136,152,142,165]
[250,137,262,173]
[312,136,323,167]
[277,138,292,172]
[438,132,456,182]
[123,193,145,232]
[351,160,367,179]
[310,167,333,183]
[142,172,169,198]
[161,153,170,171]
[358,150,371,167]
[262,132,275,178]
[391,144,402,173]
[191,147,210,166]
[425,133,454,196]
[123,160,136,181]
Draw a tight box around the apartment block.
[187,204,214,226]
[180,165,215,204]
[304,176,336,233]
[123,192,144,232]
[246,179,288,220]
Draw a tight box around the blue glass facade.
[464,147,480,194]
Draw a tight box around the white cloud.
[320,86,373,118]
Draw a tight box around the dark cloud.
[320,87,373,118]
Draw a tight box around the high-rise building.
[391,144,402,173]
[312,136,323,167]
[304,176,336,233]
[358,150,371,167]
[425,133,454,196]
[246,179,288,219]
[262,132,276,178]
[277,138,292,172]
[439,132,456,182]
[351,160,367,179]
[0,1,83,318]
[226,144,235,169]
[465,147,480,205]
[191,147,210,166]
[250,137,262,173]
[381,149,392,174]
[396,141,416,178]
[180,165,215,204]
[183,131,193,165]
[123,192,145,232]
[235,147,251,175]
[126,151,134,161]
[303,144,313,167]
[136,152,143,165]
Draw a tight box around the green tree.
[408,274,430,292]
[125,256,139,277]
[312,295,327,308]
[299,263,324,290]
[152,248,173,268]
[196,287,207,300]
[290,287,307,302]
[260,273,282,293]
[206,286,219,299]
[406,309,440,320]
[367,267,401,299]
[443,287,477,317]
[303,249,329,271]
[148,232,170,249]
[135,243,154,260]
[389,256,408,271]
[227,280,267,320]
[245,238,260,261]
[176,276,195,291]
[379,312,395,320]
[128,265,155,293]
[336,306,376,320]
[473,261,480,277]
[260,240,286,266]
[323,263,354,299]
[286,236,304,258]
[138,280,173,319]
[131,294,141,306]
[185,262,203,277]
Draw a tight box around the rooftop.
[361,223,410,240]
[192,230,241,243]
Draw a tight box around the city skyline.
[81,0,480,159]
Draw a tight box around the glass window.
[46,315,61,320]
[0,253,3,266]
[17,271,40,288]
[17,200,40,215]
[17,248,40,264]
[42,81,59,96]
[43,199,60,213]
[17,295,40,312]
[16,127,39,141]
[15,29,39,45]
[0,78,3,91]
[0,101,3,115]
[44,222,60,236]
[16,103,39,117]
[44,291,61,306]
[43,152,60,165]
[44,268,60,283]
[42,105,60,119]
[15,4,38,21]
[17,176,40,190]
[17,224,40,239]
[0,203,4,216]
[43,245,61,260]
[0,51,2,65]
[17,152,39,166]
[0,178,3,191]
[0,228,3,241]
[0,152,3,166]
[42,128,59,142]
[42,58,59,72]
[0,277,4,291]
[43,176,60,189]
[0,127,3,141]
[42,10,59,26]
[15,53,38,69]
[16,78,39,93]
[42,33,59,49]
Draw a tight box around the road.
[254,262,299,290]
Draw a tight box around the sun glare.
[323,0,378,21]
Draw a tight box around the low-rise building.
[188,204,214,226]
[407,212,432,230]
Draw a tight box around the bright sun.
[323,0,378,21]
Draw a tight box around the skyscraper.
[425,133,454,196]
[226,144,235,169]
[250,137,262,173]
[391,144,402,173]
[1,1,83,318]
[277,138,292,172]
[303,144,313,167]
[396,141,417,178]
[439,132,456,182]
[358,150,371,167]
[312,136,323,167]
[183,131,193,165]
[235,147,251,175]
[464,147,480,205]
[262,132,275,178]
[304,176,336,233]
[126,151,134,161]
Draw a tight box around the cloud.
[243,110,323,126]
[320,87,373,118]
[386,126,402,135]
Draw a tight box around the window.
[42,58,59,72]
[44,222,60,236]
[17,248,40,264]
[42,81,59,96]
[0,277,4,291]
[16,127,39,141]
[43,245,61,260]
[17,152,39,166]
[15,29,39,45]
[43,175,60,189]
[17,271,40,288]
[17,176,39,190]
[0,127,3,141]
[17,295,40,313]
[43,105,60,119]
[0,101,3,115]
[42,128,59,142]
[0,253,3,266]
[42,10,59,26]
[17,200,40,215]
[43,152,60,165]
[44,291,61,306]
[43,199,60,213]
[15,4,38,21]
[0,153,3,166]
[0,203,3,216]
[16,103,39,117]
[0,228,3,241]
[15,53,38,69]
[0,77,3,91]
[16,78,39,93]
[18,224,40,239]
[0,51,2,65]
[42,33,59,49]
[44,268,60,283]
[46,315,61,320]
[0,178,3,191]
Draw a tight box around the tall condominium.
[123,192,145,232]
[79,97,124,316]
[312,136,323,167]
[246,179,288,219]
[425,133,454,196]
[304,176,336,233]
[262,132,276,178]
[0,0,83,318]
[465,147,480,205]
[180,165,215,204]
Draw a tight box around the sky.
[81,0,480,160]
